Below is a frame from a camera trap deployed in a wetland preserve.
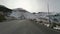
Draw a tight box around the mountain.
[34,12,49,19]
[0,5,12,16]
[0,5,12,22]
[10,8,36,20]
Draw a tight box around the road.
[0,20,60,34]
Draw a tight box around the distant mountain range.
[10,8,36,19]
[0,5,60,23]
[10,8,60,20]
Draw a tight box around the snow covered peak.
[13,8,28,12]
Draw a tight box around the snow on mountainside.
[10,8,36,20]
[9,8,60,23]
[35,12,48,18]
[34,12,53,19]
[24,12,37,19]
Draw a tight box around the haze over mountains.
[0,5,60,23]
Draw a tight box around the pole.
[47,2,50,22]
[47,0,52,27]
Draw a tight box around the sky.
[0,0,60,13]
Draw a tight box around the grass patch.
[0,14,6,22]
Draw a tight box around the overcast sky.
[0,0,60,13]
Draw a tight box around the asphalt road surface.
[0,20,60,34]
